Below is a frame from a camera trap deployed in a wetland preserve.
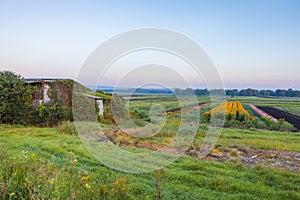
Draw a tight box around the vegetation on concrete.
[0,71,70,127]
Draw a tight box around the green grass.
[128,95,210,117]
[277,106,300,115]
[1,125,300,199]
[216,128,300,151]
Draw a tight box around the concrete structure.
[25,79,107,116]
[82,94,106,116]
[25,79,58,106]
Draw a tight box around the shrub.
[278,121,296,132]
[256,121,267,129]
[0,71,36,125]
[30,101,67,127]
[260,116,295,131]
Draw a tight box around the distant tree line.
[113,88,173,94]
[175,88,300,97]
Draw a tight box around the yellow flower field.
[204,102,255,121]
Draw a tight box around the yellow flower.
[113,178,128,191]
[10,192,15,197]
[73,159,78,164]
[30,153,36,158]
[50,178,55,185]
[204,102,252,120]
[81,175,91,181]
[84,183,91,189]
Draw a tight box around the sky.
[0,0,299,89]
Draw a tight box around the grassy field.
[217,128,300,151]
[127,95,210,111]
[0,124,300,199]
[277,106,300,116]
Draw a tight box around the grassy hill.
[1,124,299,199]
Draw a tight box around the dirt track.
[188,146,300,171]
[257,106,300,130]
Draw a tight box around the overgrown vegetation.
[0,71,118,127]
[0,71,35,125]
[0,150,129,199]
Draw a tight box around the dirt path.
[103,129,300,172]
[187,146,300,171]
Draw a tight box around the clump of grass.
[57,122,78,136]
[228,157,241,164]
[230,149,239,157]
[210,149,224,157]
[151,168,169,200]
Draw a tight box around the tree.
[0,71,36,125]
[286,88,294,97]
[226,89,239,97]
[294,90,300,97]
[239,88,259,96]
[275,89,286,97]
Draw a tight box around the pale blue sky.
[0,0,299,89]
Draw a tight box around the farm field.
[257,106,300,130]
[227,97,300,130]
[128,95,298,132]
[203,102,254,122]
[227,97,300,115]
[128,95,300,116]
